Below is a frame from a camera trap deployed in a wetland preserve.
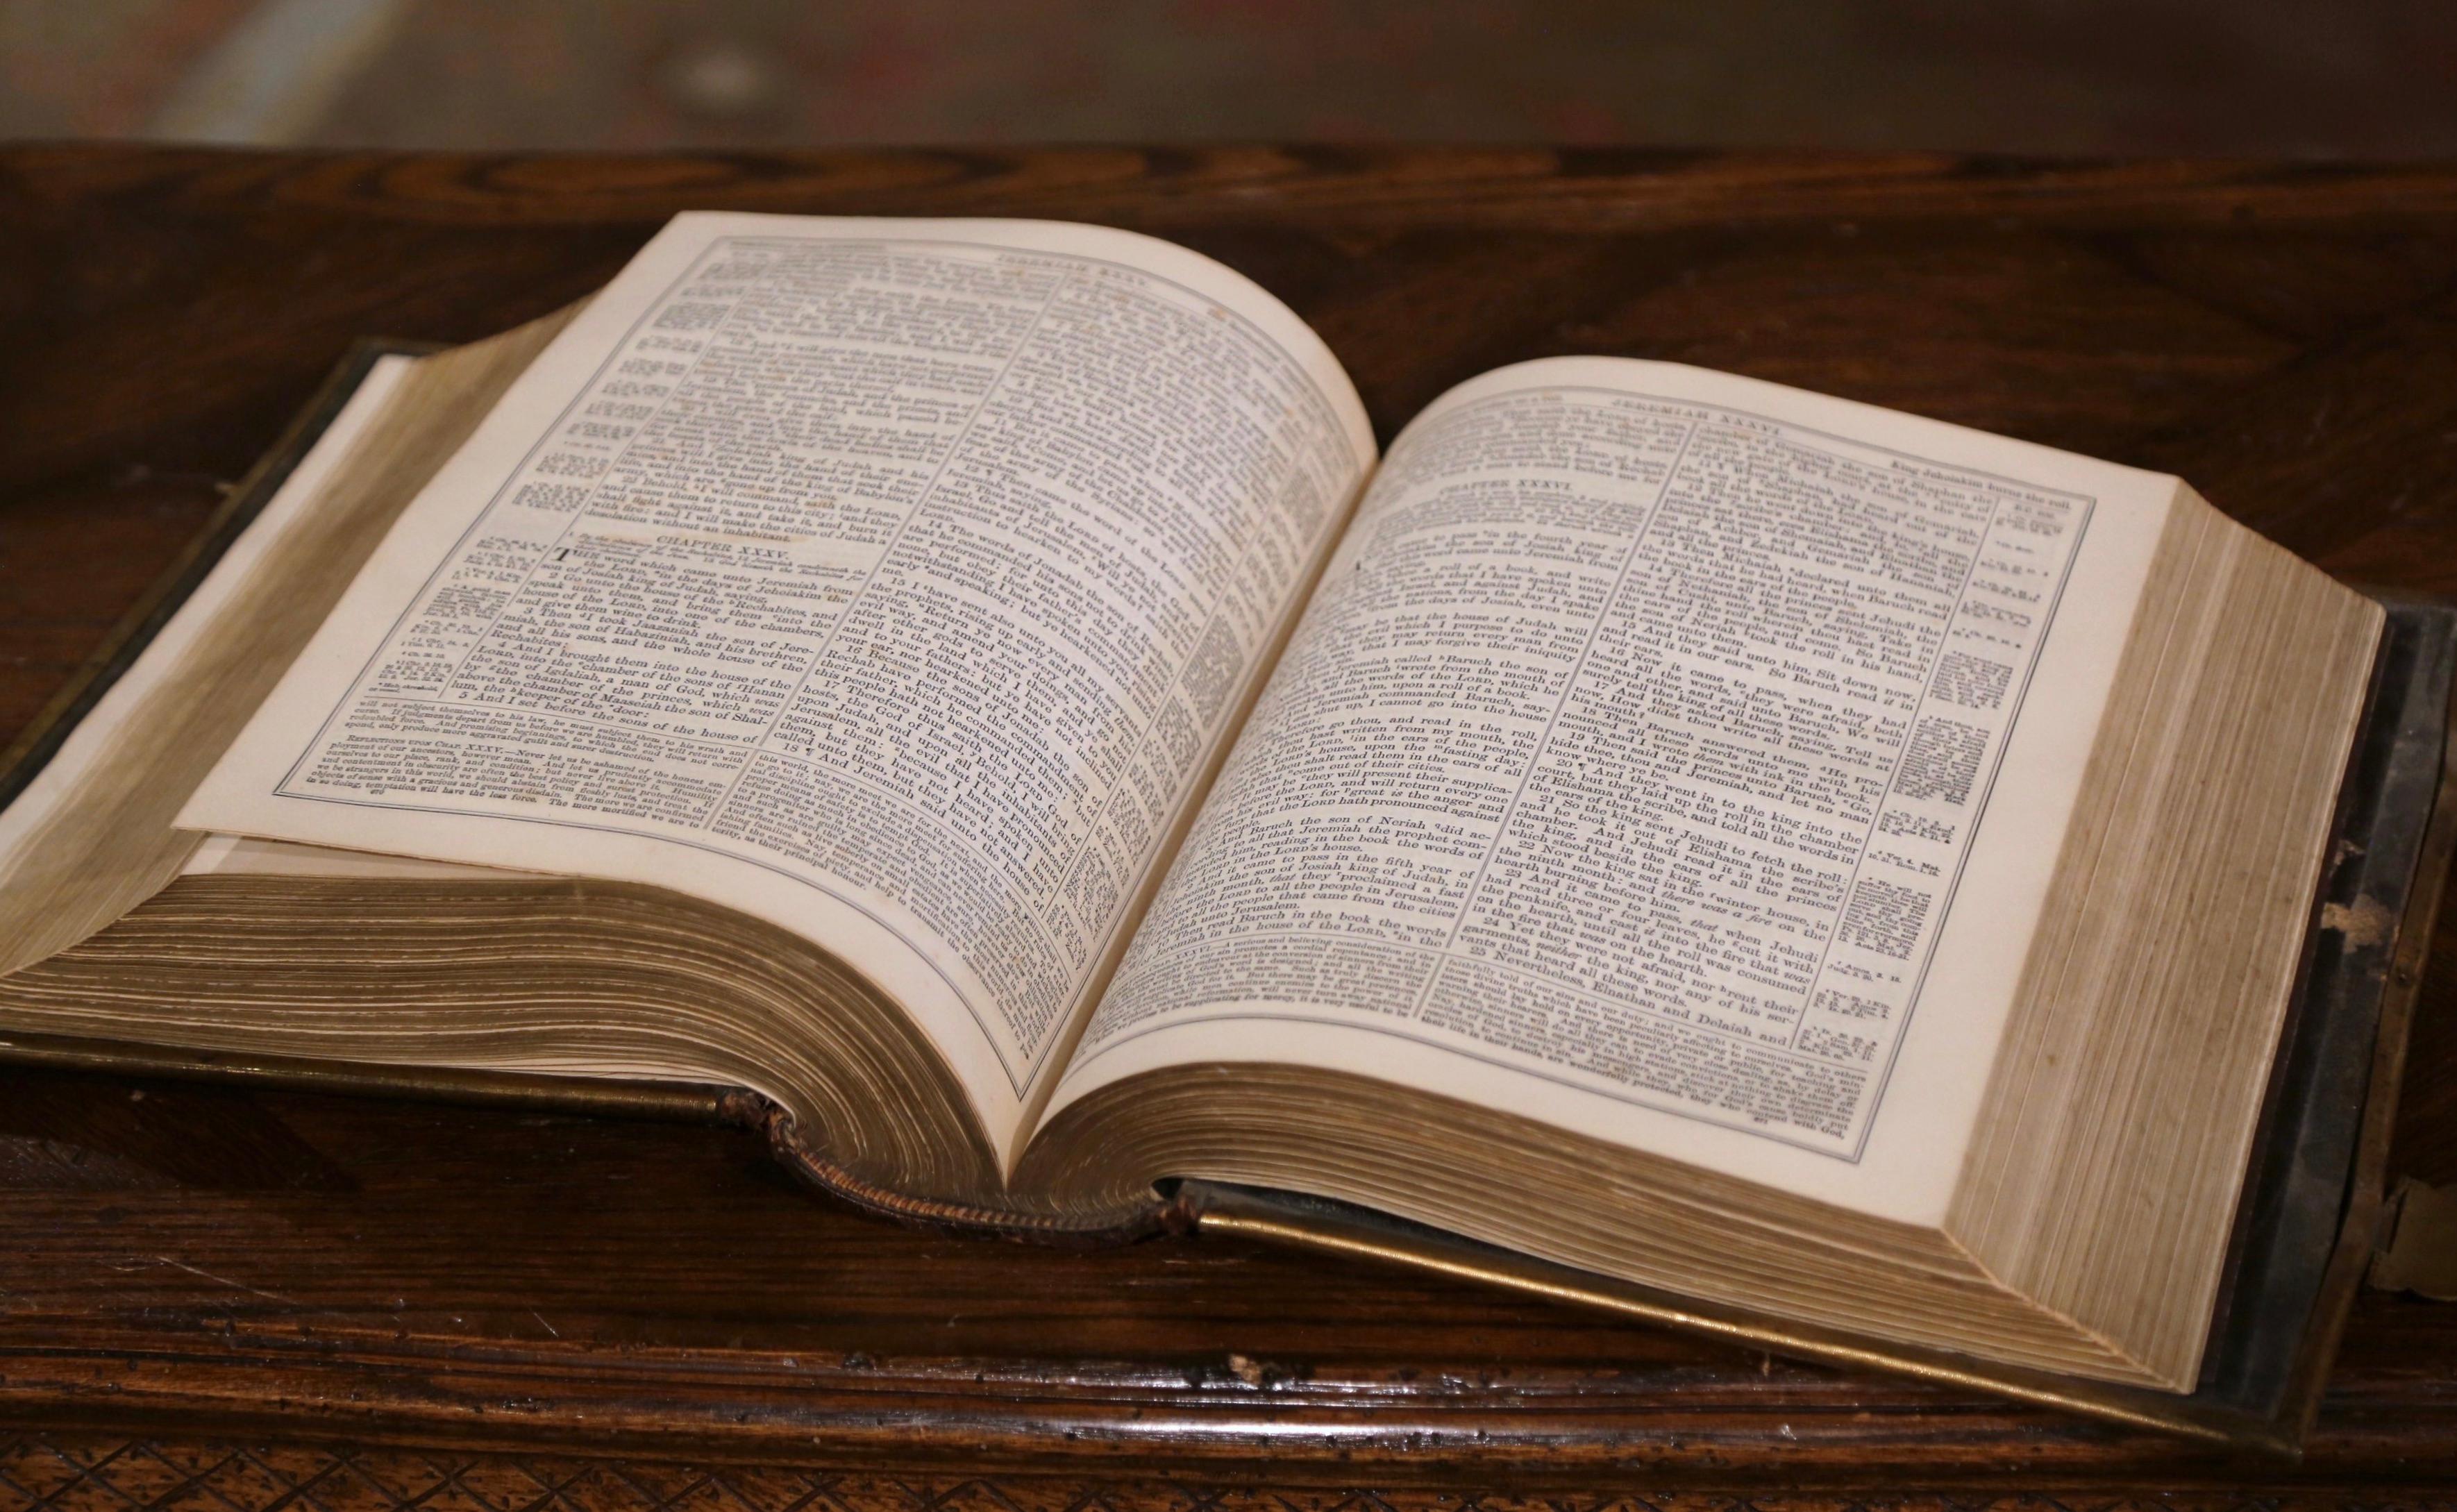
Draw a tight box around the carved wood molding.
[4,1435,2447,1512]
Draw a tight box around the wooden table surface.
[6,144,2457,1507]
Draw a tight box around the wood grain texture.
[4,144,2457,1500]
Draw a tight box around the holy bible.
[0,215,2439,1427]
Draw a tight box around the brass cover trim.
[1192,1185,2254,1445]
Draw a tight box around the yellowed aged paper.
[1046,357,2177,1223]
[0,356,419,973]
[183,213,1375,1164]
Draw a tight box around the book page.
[0,355,419,975]
[183,213,1373,1164]
[1045,358,2178,1223]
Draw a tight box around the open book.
[0,213,2393,1395]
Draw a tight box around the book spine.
[721,1090,1185,1246]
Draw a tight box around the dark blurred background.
[5,0,2456,156]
